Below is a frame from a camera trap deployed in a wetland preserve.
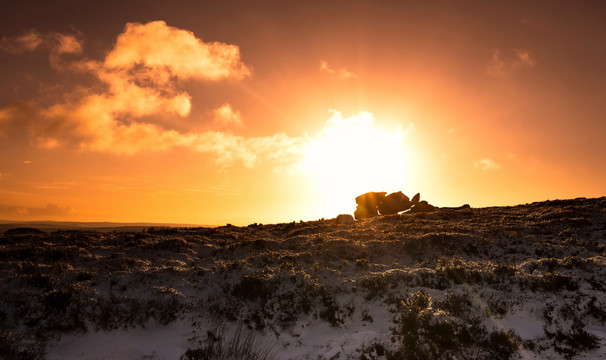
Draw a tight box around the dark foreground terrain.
[1,198,606,359]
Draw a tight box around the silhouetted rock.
[3,227,44,236]
[411,193,421,206]
[440,204,471,210]
[354,192,386,219]
[378,191,412,215]
[409,200,436,213]
[335,214,355,225]
[354,205,374,220]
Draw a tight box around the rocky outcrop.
[354,191,436,219]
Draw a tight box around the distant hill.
[0,220,214,233]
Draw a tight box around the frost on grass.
[0,197,605,359]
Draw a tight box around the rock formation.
[354,192,386,219]
[411,193,420,206]
[408,200,436,213]
[378,191,411,215]
[353,190,436,219]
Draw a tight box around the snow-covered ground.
[1,197,605,359]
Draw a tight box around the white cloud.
[320,60,357,79]
[474,158,501,171]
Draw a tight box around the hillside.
[1,197,605,359]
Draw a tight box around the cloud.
[213,104,243,127]
[3,23,401,173]
[54,33,82,55]
[487,50,506,77]
[474,158,501,171]
[320,60,357,79]
[1,30,83,72]
[1,30,82,70]
[104,21,250,80]
[0,22,296,168]
[0,31,43,53]
[487,48,535,77]
[0,203,72,218]
[514,49,535,67]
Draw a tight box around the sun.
[302,110,413,217]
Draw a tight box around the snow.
[500,310,545,340]
[47,319,192,360]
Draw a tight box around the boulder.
[354,205,376,220]
[411,193,421,206]
[335,214,355,225]
[409,200,436,213]
[378,191,412,215]
[355,192,386,217]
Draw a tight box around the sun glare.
[303,110,412,217]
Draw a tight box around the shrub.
[546,321,599,359]
[532,273,578,292]
[358,341,387,360]
[485,329,521,360]
[435,293,473,318]
[232,274,275,301]
[180,326,276,360]
[0,331,46,360]
[390,291,520,360]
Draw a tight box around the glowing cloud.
[54,33,83,55]
[487,48,535,77]
[514,49,535,67]
[104,21,250,80]
[0,31,43,52]
[0,22,291,168]
[319,60,357,79]
[0,23,396,175]
[0,30,82,56]
[474,158,501,171]
[213,104,243,127]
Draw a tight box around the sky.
[1,0,605,225]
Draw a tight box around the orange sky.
[1,1,605,225]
